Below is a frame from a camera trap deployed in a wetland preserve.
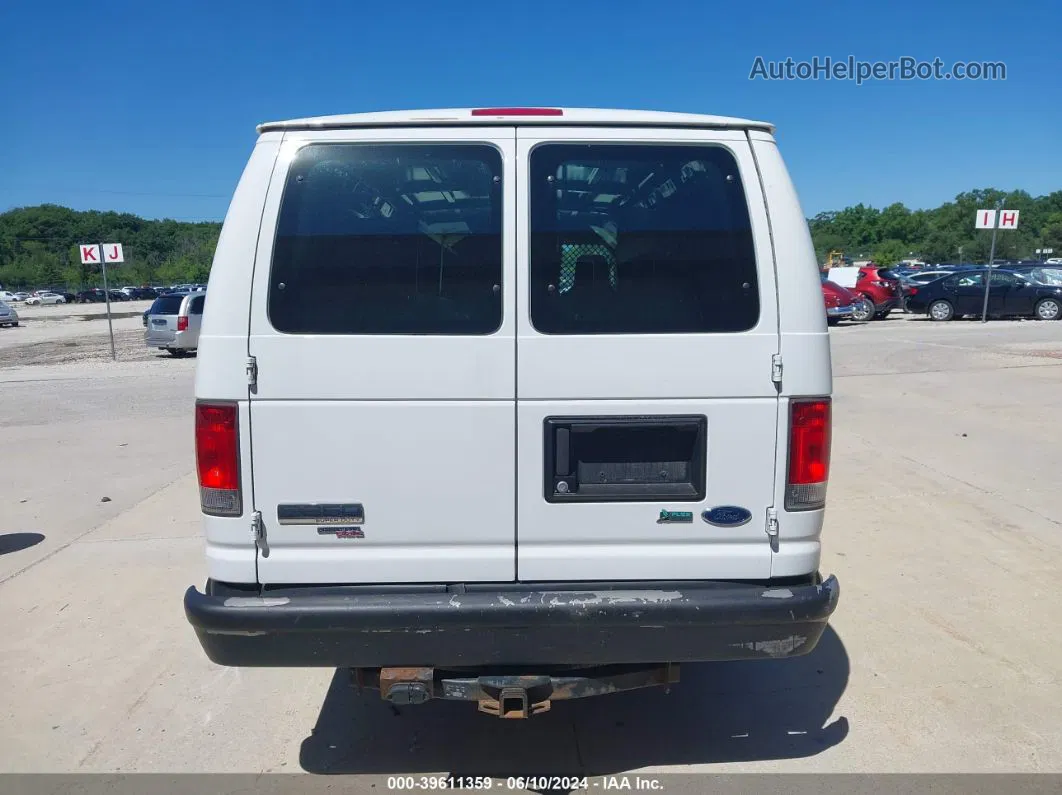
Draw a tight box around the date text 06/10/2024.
[385,775,666,790]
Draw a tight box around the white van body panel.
[513,126,780,581]
[749,136,831,575]
[195,135,283,584]
[196,134,282,400]
[247,129,518,584]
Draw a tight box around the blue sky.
[2,0,1058,221]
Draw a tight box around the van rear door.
[515,127,780,581]
[247,130,517,584]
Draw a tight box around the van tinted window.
[189,295,205,314]
[529,144,759,334]
[268,144,503,335]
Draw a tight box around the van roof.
[257,108,775,134]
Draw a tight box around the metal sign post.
[99,245,117,360]
[79,243,124,360]
[976,204,1019,323]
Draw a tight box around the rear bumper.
[145,328,197,348]
[145,329,176,346]
[184,575,839,668]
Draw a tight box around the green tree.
[872,239,908,266]
[0,206,220,289]
[808,188,1061,266]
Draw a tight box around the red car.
[821,273,867,325]
[852,265,902,320]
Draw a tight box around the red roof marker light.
[470,107,564,117]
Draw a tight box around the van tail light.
[195,402,242,516]
[785,398,831,511]
[177,316,188,331]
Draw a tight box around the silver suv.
[144,291,205,357]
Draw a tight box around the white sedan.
[24,292,67,305]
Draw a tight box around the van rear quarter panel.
[750,132,832,576]
[195,133,282,584]
[195,134,282,400]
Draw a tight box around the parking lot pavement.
[1,314,1061,784]
[0,357,197,584]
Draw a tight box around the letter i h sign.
[974,205,1019,323]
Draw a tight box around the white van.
[184,108,838,717]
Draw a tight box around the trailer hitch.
[476,676,553,719]
[358,663,679,718]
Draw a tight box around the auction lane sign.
[79,242,124,360]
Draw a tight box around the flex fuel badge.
[657,510,694,524]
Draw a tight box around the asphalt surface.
[1,312,1061,786]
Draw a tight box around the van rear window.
[149,295,185,315]
[529,144,760,334]
[268,144,503,335]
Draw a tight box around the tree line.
[0,204,221,290]
[810,189,1062,266]
[3,189,1062,289]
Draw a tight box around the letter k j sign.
[80,244,100,264]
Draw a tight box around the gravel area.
[0,300,154,349]
[0,328,186,368]
[0,299,191,368]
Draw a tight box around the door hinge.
[766,508,779,548]
[250,510,264,542]
[245,356,258,387]
[771,354,783,385]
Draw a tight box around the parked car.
[24,292,67,306]
[144,291,206,356]
[827,265,901,320]
[821,273,866,325]
[897,270,952,310]
[0,300,18,327]
[0,291,17,303]
[12,292,30,302]
[182,107,840,712]
[76,289,107,303]
[121,286,157,300]
[906,269,1062,321]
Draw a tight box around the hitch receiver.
[354,663,679,718]
[478,682,553,719]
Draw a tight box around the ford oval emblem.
[702,506,753,527]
